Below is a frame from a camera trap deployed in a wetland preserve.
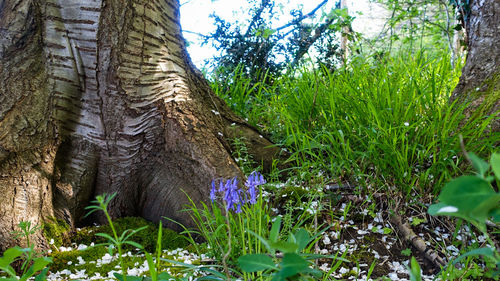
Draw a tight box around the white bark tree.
[0,0,280,249]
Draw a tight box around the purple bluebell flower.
[245,171,266,204]
[209,171,266,212]
[210,180,217,202]
[222,177,241,212]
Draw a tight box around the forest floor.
[42,178,496,281]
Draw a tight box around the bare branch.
[276,0,330,32]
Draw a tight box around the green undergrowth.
[72,217,189,253]
[211,52,499,195]
[47,216,191,276]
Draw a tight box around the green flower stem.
[101,201,127,281]
[222,203,232,281]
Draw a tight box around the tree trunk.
[0,0,281,250]
[450,0,499,132]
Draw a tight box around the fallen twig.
[389,214,447,268]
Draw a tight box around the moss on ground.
[49,247,149,278]
[47,216,192,278]
[43,217,71,248]
[72,217,189,253]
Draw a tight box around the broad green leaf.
[0,247,24,278]
[293,228,310,252]
[489,207,500,222]
[238,254,276,272]
[469,193,500,223]
[0,247,23,267]
[438,176,495,212]
[22,256,52,280]
[491,152,500,180]
[269,217,281,243]
[278,253,309,279]
[468,152,490,177]
[428,203,485,231]
[34,268,50,281]
[157,272,174,280]
[270,241,298,253]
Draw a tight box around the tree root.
[389,214,447,268]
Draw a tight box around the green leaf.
[468,152,490,177]
[491,152,500,180]
[409,257,422,281]
[293,228,310,252]
[401,248,412,257]
[269,217,281,243]
[114,273,144,281]
[0,247,23,267]
[438,176,496,213]
[278,253,309,279]
[382,227,393,234]
[23,256,52,280]
[238,254,276,272]
[157,272,174,280]
[270,241,298,253]
[0,247,24,278]
[489,207,500,222]
[123,241,144,249]
[144,252,157,281]
[95,233,117,243]
[34,268,50,281]
[451,247,496,265]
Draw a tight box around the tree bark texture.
[450,0,499,132]
[0,0,281,250]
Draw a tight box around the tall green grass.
[211,53,498,195]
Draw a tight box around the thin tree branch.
[291,15,336,67]
[276,0,330,32]
[182,30,211,39]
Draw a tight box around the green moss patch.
[43,217,71,248]
[72,217,189,253]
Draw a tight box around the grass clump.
[212,53,499,195]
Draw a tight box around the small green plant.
[85,193,148,281]
[181,171,270,266]
[428,152,500,277]
[401,248,412,257]
[406,257,422,281]
[237,216,347,280]
[86,193,191,281]
[0,221,52,281]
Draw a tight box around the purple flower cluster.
[245,171,266,204]
[210,171,266,213]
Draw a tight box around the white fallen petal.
[437,206,458,213]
